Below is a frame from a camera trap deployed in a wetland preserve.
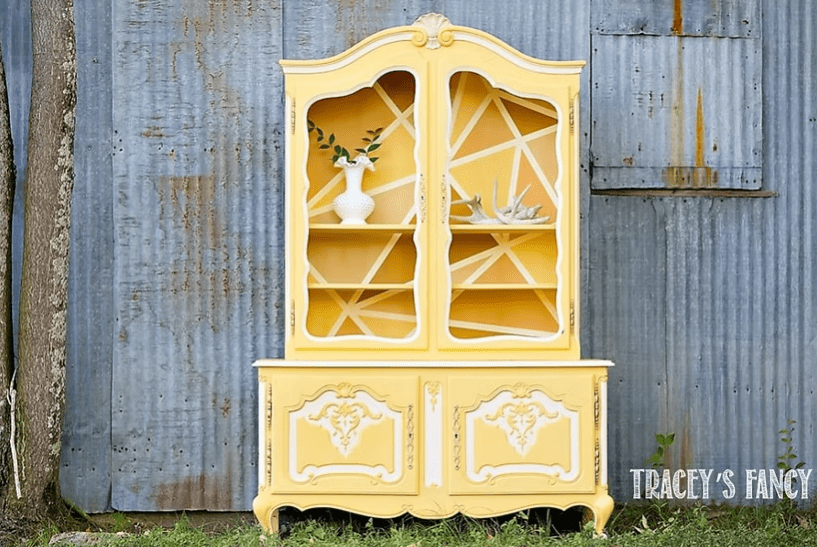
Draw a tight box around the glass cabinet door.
[289,67,429,353]
[435,65,576,355]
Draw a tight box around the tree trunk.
[0,40,17,511]
[4,0,76,520]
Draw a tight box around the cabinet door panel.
[448,372,595,494]
[289,63,430,355]
[433,60,577,355]
[270,372,419,495]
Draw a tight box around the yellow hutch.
[253,13,614,536]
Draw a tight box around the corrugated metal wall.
[1,0,814,512]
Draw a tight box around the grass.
[11,502,817,546]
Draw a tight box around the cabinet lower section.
[253,361,614,535]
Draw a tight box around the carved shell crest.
[413,13,453,49]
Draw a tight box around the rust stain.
[671,0,683,35]
[154,472,235,511]
[695,88,705,168]
[667,39,685,188]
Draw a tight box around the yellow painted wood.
[256,14,613,538]
[254,364,614,536]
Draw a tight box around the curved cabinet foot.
[588,490,615,537]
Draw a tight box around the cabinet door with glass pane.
[283,48,431,357]
[433,46,581,358]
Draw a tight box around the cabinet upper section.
[280,14,585,361]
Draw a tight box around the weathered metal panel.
[60,0,115,511]
[0,0,31,352]
[585,197,668,490]
[593,0,760,38]
[439,0,589,61]
[588,0,817,502]
[110,0,285,510]
[591,34,762,189]
[281,0,438,59]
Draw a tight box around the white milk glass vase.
[333,155,376,224]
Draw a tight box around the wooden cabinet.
[255,363,612,533]
[254,14,614,536]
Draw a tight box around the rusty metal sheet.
[590,34,762,190]
[593,0,760,38]
[110,0,285,511]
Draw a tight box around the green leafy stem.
[307,120,383,165]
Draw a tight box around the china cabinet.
[253,14,614,536]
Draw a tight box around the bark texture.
[0,40,16,506]
[5,0,76,520]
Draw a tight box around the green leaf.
[316,128,324,138]
[362,137,372,143]
[319,144,330,149]
[331,155,339,163]
[328,134,336,145]
[777,462,788,470]
[355,148,367,154]
[666,433,675,444]
[307,120,315,131]
[797,462,806,469]
[656,434,666,445]
[370,157,379,163]
[334,145,342,154]
[780,429,790,435]
[367,142,381,152]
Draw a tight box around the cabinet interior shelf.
[308,224,556,234]
[451,283,557,290]
[449,224,556,233]
[308,283,413,290]
[309,224,416,234]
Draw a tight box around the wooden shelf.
[449,224,556,233]
[451,283,557,290]
[308,283,414,291]
[310,224,417,234]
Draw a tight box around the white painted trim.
[258,381,267,489]
[424,383,443,487]
[254,359,615,368]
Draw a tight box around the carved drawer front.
[448,373,595,495]
[270,373,419,495]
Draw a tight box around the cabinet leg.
[588,491,615,537]
[270,508,280,535]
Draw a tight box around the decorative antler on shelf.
[450,180,550,225]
